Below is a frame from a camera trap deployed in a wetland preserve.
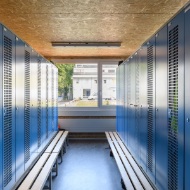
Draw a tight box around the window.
[56,62,117,108]
[102,64,117,106]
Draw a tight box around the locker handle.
[134,105,138,107]
[130,104,133,106]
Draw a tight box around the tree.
[56,64,74,99]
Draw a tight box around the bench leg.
[121,178,126,190]
[66,137,69,146]
[52,159,59,176]
[59,148,63,164]
[110,150,113,157]
[45,172,52,190]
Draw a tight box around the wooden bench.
[18,130,69,190]
[105,132,155,190]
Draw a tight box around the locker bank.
[1,1,190,190]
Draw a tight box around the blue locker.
[128,56,137,156]
[138,44,148,171]
[0,23,3,190]
[1,26,16,190]
[41,58,47,143]
[30,50,38,155]
[134,51,140,162]
[146,37,156,182]
[167,11,185,190]
[48,63,53,136]
[116,66,120,133]
[37,55,42,148]
[155,25,168,190]
[124,61,129,146]
[184,5,190,190]
[46,62,49,139]
[15,37,25,182]
[55,66,58,132]
[120,63,125,141]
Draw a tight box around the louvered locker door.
[139,44,148,171]
[51,65,57,132]
[185,6,190,190]
[134,52,140,162]
[45,63,49,139]
[116,66,120,133]
[24,45,31,170]
[146,38,156,182]
[128,57,136,155]
[167,11,185,190]
[48,63,53,135]
[126,59,131,148]
[53,65,58,132]
[37,56,42,148]
[41,59,47,142]
[55,67,58,131]
[155,25,168,190]
[124,61,128,146]
[30,50,38,155]
[0,23,3,190]
[15,37,25,182]
[2,26,16,190]
[120,63,125,141]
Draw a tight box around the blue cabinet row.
[116,3,190,190]
[0,23,58,190]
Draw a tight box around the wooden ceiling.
[0,0,188,61]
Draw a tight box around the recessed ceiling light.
[51,42,121,48]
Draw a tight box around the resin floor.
[52,139,122,190]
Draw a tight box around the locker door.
[51,66,55,131]
[24,45,32,169]
[120,63,125,141]
[167,11,184,190]
[139,44,148,171]
[30,50,38,154]
[116,66,120,133]
[128,57,136,155]
[15,37,25,182]
[37,56,42,148]
[124,61,128,146]
[184,6,190,190]
[41,59,47,142]
[134,52,140,161]
[0,23,2,190]
[46,63,49,139]
[48,63,52,136]
[147,38,156,182]
[155,25,168,190]
[55,67,58,132]
[2,26,16,190]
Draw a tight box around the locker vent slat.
[147,45,153,172]
[24,50,30,163]
[46,65,49,138]
[37,59,41,147]
[168,25,178,190]
[3,35,13,187]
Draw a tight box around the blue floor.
[52,139,122,190]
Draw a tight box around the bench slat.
[109,132,144,190]
[18,153,50,190]
[105,132,135,190]
[113,132,154,190]
[30,153,58,190]
[45,131,63,153]
[53,131,68,153]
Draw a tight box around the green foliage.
[55,64,74,98]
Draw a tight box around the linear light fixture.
[51,42,121,47]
